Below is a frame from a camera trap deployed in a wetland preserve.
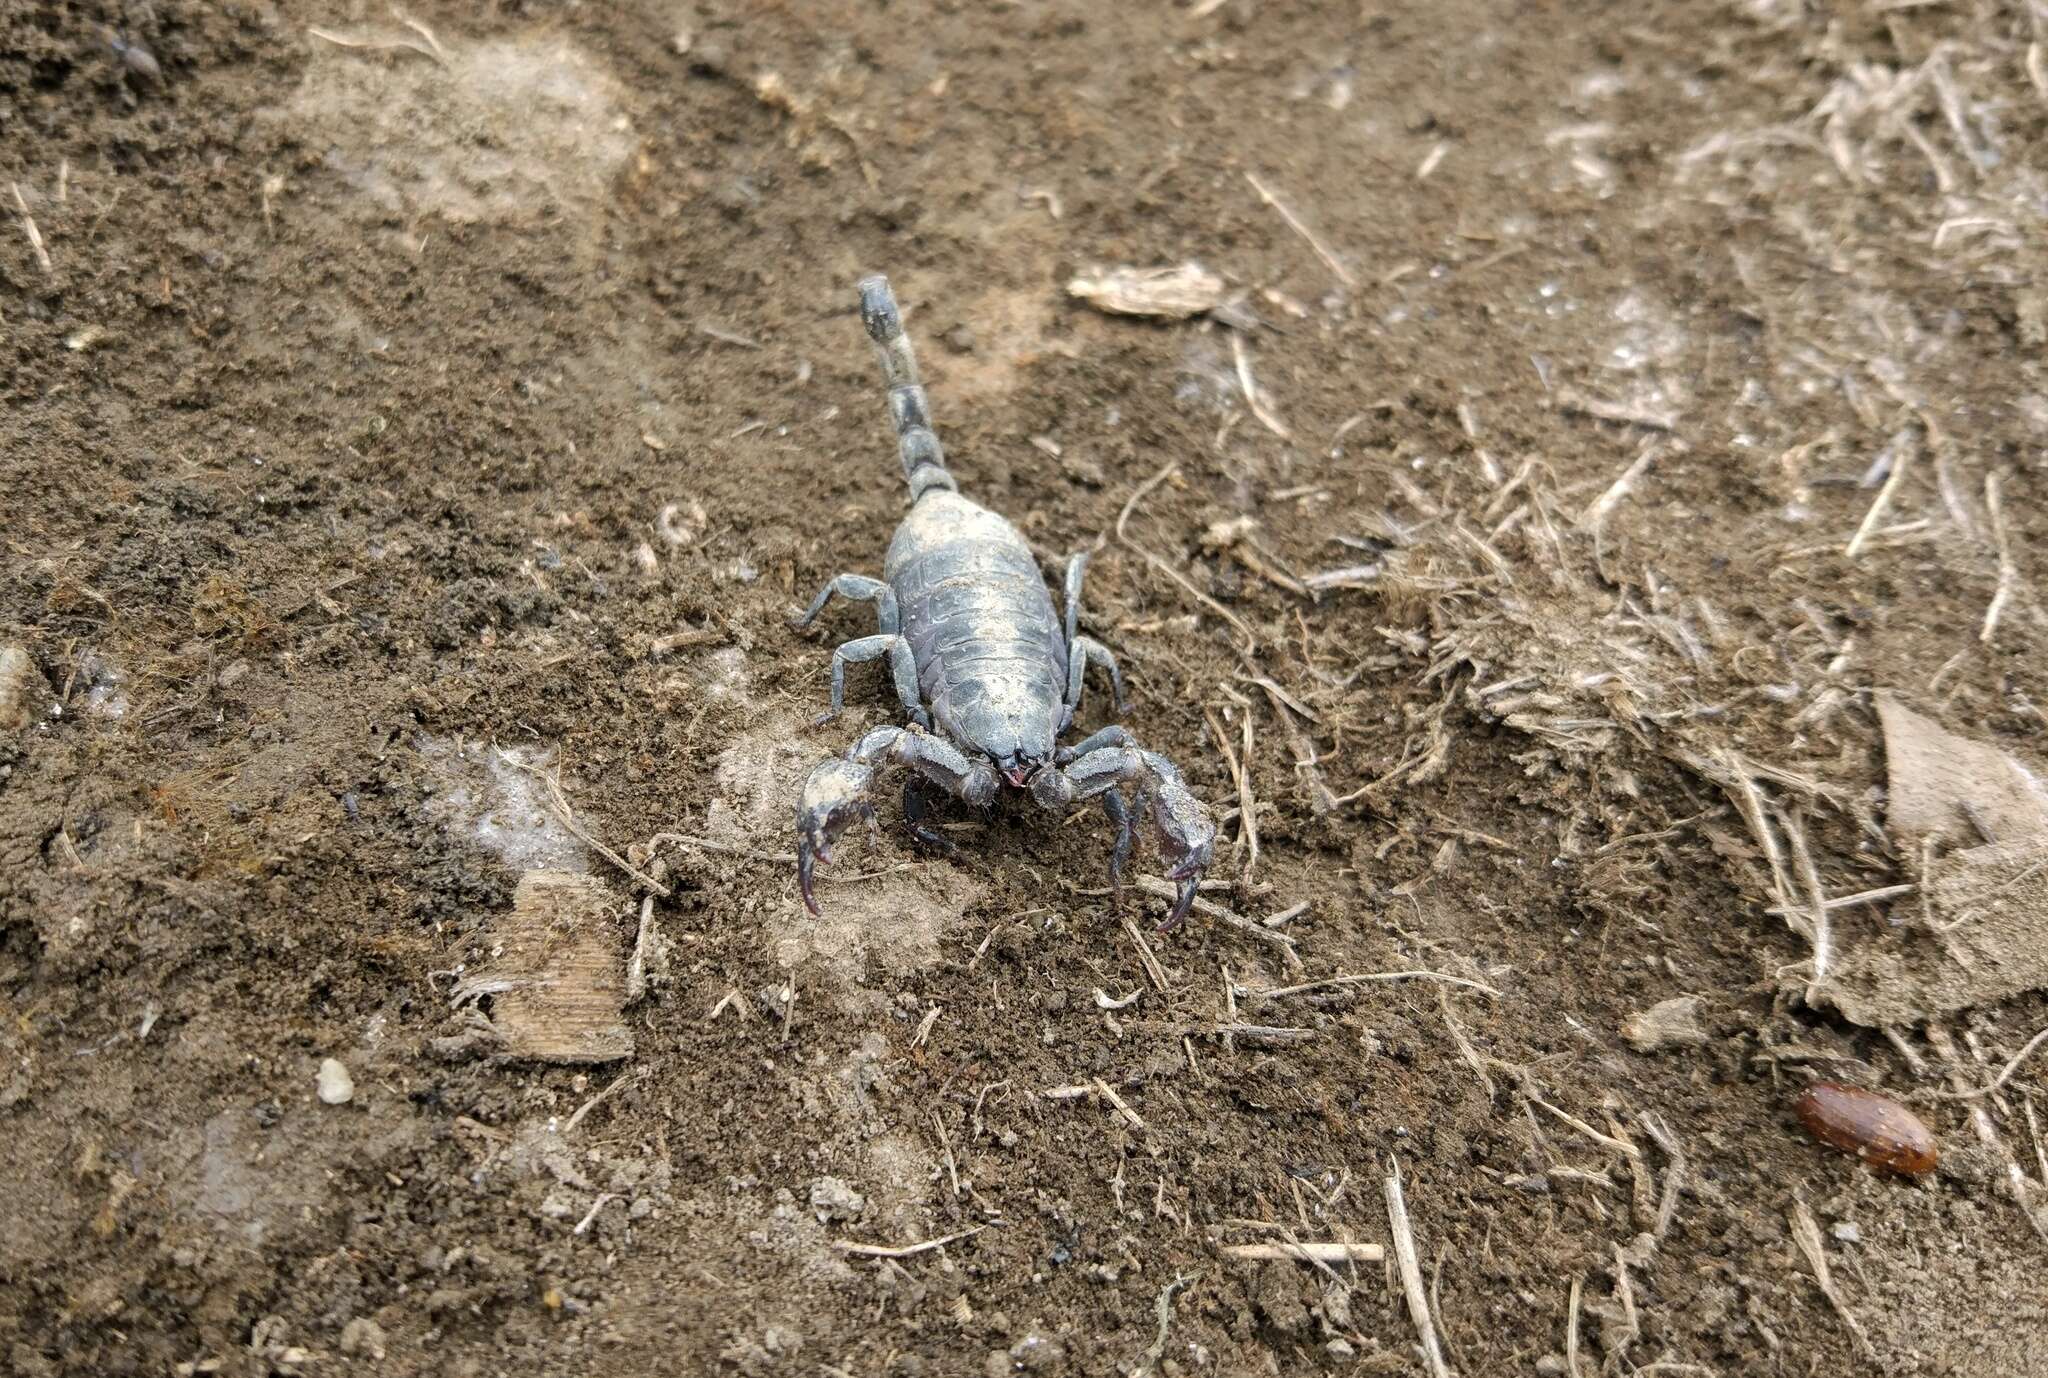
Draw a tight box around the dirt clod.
[1622,996,1707,1053]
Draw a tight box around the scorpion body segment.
[795,276,1214,926]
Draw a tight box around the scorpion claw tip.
[1157,877,1199,933]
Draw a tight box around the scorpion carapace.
[793,275,1217,927]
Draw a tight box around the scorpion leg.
[1057,724,1137,764]
[1055,743,1215,930]
[1064,636,1130,719]
[902,777,959,855]
[793,574,900,635]
[796,725,996,914]
[1099,788,1136,904]
[817,634,930,729]
[1058,553,1130,722]
[1061,551,1088,649]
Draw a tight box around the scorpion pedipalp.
[795,757,878,916]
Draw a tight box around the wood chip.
[452,870,634,1063]
[1067,263,1225,320]
[1218,1240,1383,1263]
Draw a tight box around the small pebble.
[316,1057,355,1105]
[1008,1331,1064,1372]
[808,1176,865,1223]
[339,1318,386,1360]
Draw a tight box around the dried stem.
[1244,171,1355,288]
[1384,1163,1453,1378]
[1114,463,1258,650]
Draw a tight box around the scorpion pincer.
[793,275,1216,928]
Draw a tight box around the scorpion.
[793,276,1217,926]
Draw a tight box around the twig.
[572,1193,617,1236]
[307,24,444,63]
[934,1110,959,1196]
[1844,427,1916,559]
[1263,901,1309,928]
[1230,332,1293,441]
[10,183,51,276]
[1719,750,1794,914]
[1114,463,1258,650]
[1566,1276,1585,1378]
[1639,1111,1687,1242]
[1135,1273,1198,1376]
[1436,987,1496,1099]
[646,831,798,866]
[1527,1095,1642,1158]
[390,6,447,60]
[696,322,763,349]
[1247,970,1500,1001]
[1554,386,1677,432]
[1237,703,1259,884]
[1206,1023,1317,1045]
[1779,807,1834,999]
[1385,1163,1453,1378]
[1924,1026,2048,1100]
[1789,1197,1873,1357]
[1981,470,2018,644]
[1206,705,1252,874]
[1130,876,1301,969]
[832,1225,987,1258]
[1578,441,1659,534]
[1244,171,1355,288]
[565,1069,641,1133]
[497,751,672,896]
[1219,1241,1384,1263]
[1764,882,1914,920]
[2026,1094,2048,1188]
[1122,914,1173,994]
[1094,1077,1150,1135]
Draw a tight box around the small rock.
[1008,1332,1064,1372]
[1061,453,1106,488]
[338,1318,386,1360]
[1535,1354,1568,1376]
[687,34,731,76]
[808,1176,865,1223]
[1326,1337,1356,1361]
[1831,1221,1862,1244]
[316,1058,355,1105]
[1622,995,1707,1052]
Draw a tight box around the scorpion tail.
[858,275,958,503]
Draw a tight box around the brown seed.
[1794,1082,1937,1177]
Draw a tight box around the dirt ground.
[5,0,2048,1373]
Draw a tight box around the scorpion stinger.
[794,275,1216,929]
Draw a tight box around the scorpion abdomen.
[886,491,1066,757]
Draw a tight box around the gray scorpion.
[793,276,1216,926]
